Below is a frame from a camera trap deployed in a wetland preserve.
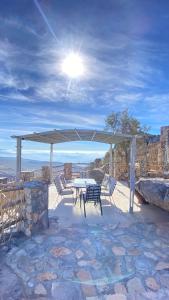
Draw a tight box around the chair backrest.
[108,177,117,195]
[102,174,110,188]
[85,184,101,202]
[54,176,63,194]
[59,174,66,188]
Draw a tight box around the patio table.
[72,178,96,203]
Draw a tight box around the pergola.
[12,128,139,213]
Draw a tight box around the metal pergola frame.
[12,128,139,213]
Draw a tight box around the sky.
[1,0,169,163]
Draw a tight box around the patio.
[49,181,169,226]
[0,128,169,299]
[1,182,169,300]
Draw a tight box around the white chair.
[59,174,72,189]
[54,176,74,201]
[101,177,116,202]
[102,174,110,189]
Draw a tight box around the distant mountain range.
[0,157,62,176]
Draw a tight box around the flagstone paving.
[1,218,169,299]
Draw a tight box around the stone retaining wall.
[112,126,169,179]
[0,180,49,243]
[24,181,49,237]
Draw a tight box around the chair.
[101,174,110,189]
[81,184,102,217]
[59,174,72,189]
[101,177,116,201]
[54,176,74,200]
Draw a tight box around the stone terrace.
[1,182,169,300]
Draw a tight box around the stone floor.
[1,182,169,299]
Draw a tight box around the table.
[72,178,96,203]
[73,178,96,188]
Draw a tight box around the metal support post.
[109,144,113,176]
[16,137,22,180]
[129,136,136,213]
[50,143,54,183]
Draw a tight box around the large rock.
[88,168,104,184]
[135,178,169,211]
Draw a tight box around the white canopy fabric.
[12,128,135,144]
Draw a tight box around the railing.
[0,186,25,244]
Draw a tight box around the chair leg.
[57,193,61,202]
[80,194,82,208]
[83,200,86,217]
[74,189,77,205]
[99,200,103,216]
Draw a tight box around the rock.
[37,272,57,281]
[135,257,153,275]
[51,282,83,299]
[120,236,137,247]
[88,168,104,184]
[114,258,122,275]
[76,269,92,282]
[112,246,126,256]
[144,251,158,261]
[75,249,84,259]
[127,277,145,294]
[128,248,140,256]
[50,247,72,257]
[78,260,90,266]
[83,238,91,246]
[105,294,127,300]
[76,269,96,297]
[34,283,47,295]
[155,262,169,271]
[90,259,101,269]
[145,277,160,291]
[81,285,97,297]
[154,250,167,259]
[135,178,169,211]
[33,235,44,244]
[114,283,127,294]
[62,269,74,279]
[86,297,100,300]
[159,274,169,287]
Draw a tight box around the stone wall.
[0,180,49,243]
[21,171,34,182]
[112,126,169,180]
[64,163,72,180]
[42,166,50,183]
[24,180,49,237]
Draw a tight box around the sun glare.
[61,52,85,78]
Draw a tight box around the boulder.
[88,168,104,184]
[135,178,169,211]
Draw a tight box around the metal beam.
[91,131,97,141]
[129,136,136,213]
[113,146,116,178]
[109,144,113,176]
[75,129,82,140]
[50,143,54,183]
[16,137,22,180]
[11,129,137,145]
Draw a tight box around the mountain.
[0,157,62,176]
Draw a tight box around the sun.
[61,52,85,79]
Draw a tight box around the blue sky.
[1,0,169,162]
